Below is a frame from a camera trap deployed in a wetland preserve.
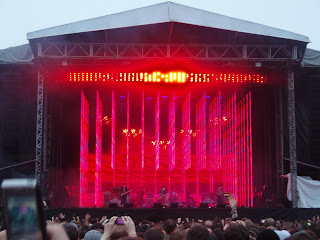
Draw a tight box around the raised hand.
[122,216,137,237]
[101,216,117,240]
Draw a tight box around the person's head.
[285,232,313,240]
[224,223,250,240]
[308,222,320,239]
[204,220,213,230]
[244,220,255,230]
[282,221,294,231]
[110,225,128,240]
[212,228,224,240]
[169,230,187,240]
[186,225,211,240]
[137,224,150,233]
[123,183,127,186]
[85,213,91,221]
[256,229,280,240]
[91,222,104,231]
[264,218,276,228]
[62,223,79,240]
[84,229,103,240]
[79,230,88,240]
[163,219,177,235]
[144,227,164,240]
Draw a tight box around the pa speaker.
[170,203,178,208]
[153,203,163,208]
[109,203,118,208]
[200,203,209,208]
[125,203,134,208]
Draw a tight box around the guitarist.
[120,183,130,207]
[158,186,167,205]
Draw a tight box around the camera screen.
[116,218,124,224]
[7,195,40,235]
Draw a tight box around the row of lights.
[69,72,266,83]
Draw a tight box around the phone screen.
[7,194,42,239]
[116,218,124,225]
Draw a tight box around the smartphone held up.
[1,179,47,240]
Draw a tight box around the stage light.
[69,71,267,84]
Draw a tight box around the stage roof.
[27,2,310,43]
[1,44,320,66]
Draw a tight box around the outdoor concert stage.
[27,2,309,208]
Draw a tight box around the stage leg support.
[287,68,298,208]
[35,71,44,184]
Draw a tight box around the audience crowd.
[1,211,320,240]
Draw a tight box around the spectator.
[62,223,79,240]
[84,229,103,240]
[285,232,313,240]
[186,225,211,240]
[256,229,279,240]
[224,223,249,240]
[169,230,187,240]
[308,222,320,239]
[204,220,214,230]
[212,228,224,240]
[163,219,177,238]
[144,227,164,240]
[274,230,291,240]
[101,216,137,240]
[264,218,276,228]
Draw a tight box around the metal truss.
[287,69,298,208]
[41,86,51,198]
[35,71,44,184]
[36,42,299,61]
[275,87,284,198]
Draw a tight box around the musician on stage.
[120,183,130,207]
[158,186,167,205]
[216,184,226,208]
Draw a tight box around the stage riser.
[46,208,320,222]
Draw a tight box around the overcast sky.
[1,0,319,50]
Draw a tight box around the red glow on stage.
[69,72,266,84]
[78,87,254,207]
[95,91,102,207]
[80,91,89,207]
[169,92,176,171]
[111,90,116,185]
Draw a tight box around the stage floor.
[46,207,320,222]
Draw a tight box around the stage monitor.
[199,203,209,208]
[109,203,118,208]
[153,203,163,208]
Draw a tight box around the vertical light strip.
[169,91,175,171]
[234,92,238,200]
[80,90,89,207]
[155,91,160,171]
[201,92,206,170]
[182,92,191,197]
[196,101,200,197]
[218,92,222,168]
[209,101,213,193]
[141,91,144,187]
[249,92,253,207]
[127,90,130,187]
[95,91,102,207]
[111,90,116,186]
[186,92,191,170]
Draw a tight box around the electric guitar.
[121,190,132,196]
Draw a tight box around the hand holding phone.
[1,179,47,240]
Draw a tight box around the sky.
[1,0,320,50]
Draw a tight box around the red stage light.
[69,71,267,84]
